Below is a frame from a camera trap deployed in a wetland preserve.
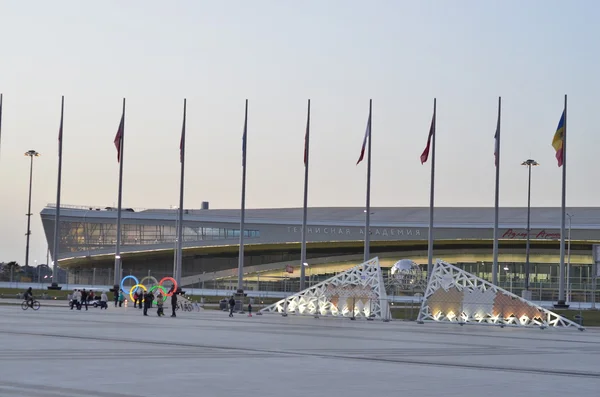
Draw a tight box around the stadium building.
[40,203,600,299]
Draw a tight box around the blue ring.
[120,275,140,295]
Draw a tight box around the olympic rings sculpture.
[120,275,178,303]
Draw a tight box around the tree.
[0,261,20,282]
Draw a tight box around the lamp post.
[521,159,539,294]
[504,265,512,293]
[24,150,40,269]
[566,213,574,303]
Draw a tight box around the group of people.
[130,287,178,317]
[69,289,108,310]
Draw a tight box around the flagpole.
[364,99,372,262]
[300,99,310,290]
[558,94,568,306]
[113,98,125,290]
[492,97,501,285]
[427,98,436,279]
[237,99,248,292]
[52,96,64,285]
[176,98,187,287]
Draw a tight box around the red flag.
[356,113,371,165]
[114,114,124,162]
[420,112,436,164]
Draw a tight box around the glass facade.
[58,221,260,254]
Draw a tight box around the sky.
[0,0,598,266]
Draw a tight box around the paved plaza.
[0,304,599,396]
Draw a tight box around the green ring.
[149,285,168,304]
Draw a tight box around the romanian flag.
[552,110,565,167]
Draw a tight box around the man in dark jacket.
[143,291,151,316]
[228,296,236,317]
[81,289,88,311]
[170,288,178,317]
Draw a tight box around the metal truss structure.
[417,260,584,330]
[260,257,390,320]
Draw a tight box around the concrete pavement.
[0,305,599,396]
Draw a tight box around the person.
[142,291,149,316]
[133,291,139,309]
[113,289,119,307]
[170,288,177,318]
[81,289,88,311]
[74,289,82,310]
[100,291,108,310]
[118,290,124,307]
[228,296,236,317]
[156,293,164,316]
[248,302,252,317]
[137,292,143,309]
[23,287,34,308]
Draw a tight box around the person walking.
[228,296,236,317]
[156,293,164,316]
[137,293,143,309]
[143,291,150,316]
[170,288,178,318]
[118,290,124,307]
[113,289,119,307]
[100,291,108,310]
[133,291,139,309]
[81,289,88,311]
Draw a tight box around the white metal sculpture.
[260,257,390,320]
[417,260,584,330]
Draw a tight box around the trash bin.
[234,300,243,311]
[574,314,583,326]
[219,299,228,311]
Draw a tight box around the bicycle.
[21,300,40,311]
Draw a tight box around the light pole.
[521,159,539,294]
[566,213,574,303]
[24,150,40,270]
[504,265,512,293]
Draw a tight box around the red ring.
[158,277,178,296]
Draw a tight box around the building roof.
[41,205,600,229]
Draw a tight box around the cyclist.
[23,287,34,308]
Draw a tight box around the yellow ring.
[129,284,148,303]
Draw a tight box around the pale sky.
[0,0,598,266]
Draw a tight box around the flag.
[114,114,124,163]
[303,120,309,166]
[179,121,185,163]
[420,111,436,164]
[356,113,371,165]
[552,110,565,167]
[58,99,63,144]
[493,128,498,167]
[242,122,247,165]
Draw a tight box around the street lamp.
[566,213,574,303]
[503,265,512,293]
[521,159,539,293]
[24,150,40,269]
